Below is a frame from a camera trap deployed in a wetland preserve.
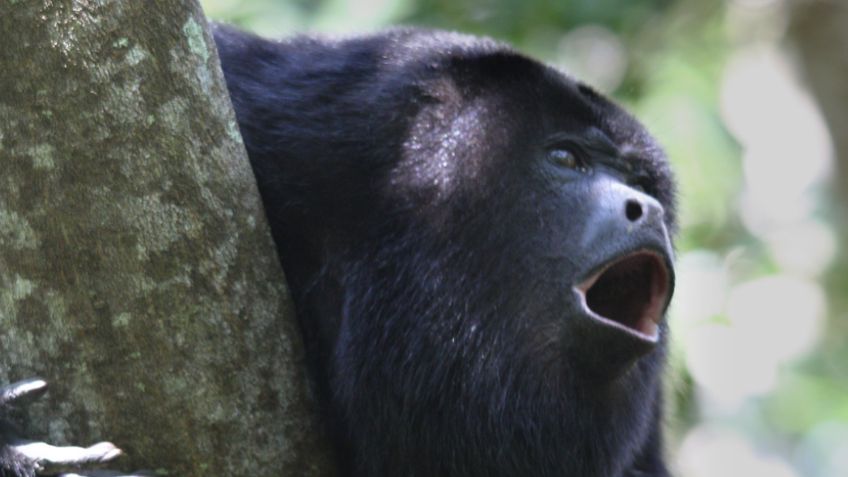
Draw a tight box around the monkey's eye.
[548,148,582,170]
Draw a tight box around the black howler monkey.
[213,26,676,477]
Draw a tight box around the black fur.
[214,25,676,477]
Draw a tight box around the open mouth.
[575,250,671,341]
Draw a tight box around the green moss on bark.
[0,1,335,475]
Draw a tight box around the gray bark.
[0,1,335,475]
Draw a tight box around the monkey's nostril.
[625,199,643,222]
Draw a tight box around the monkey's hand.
[0,378,148,477]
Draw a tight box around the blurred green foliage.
[204,1,847,475]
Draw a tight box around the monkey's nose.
[622,193,664,228]
[580,177,668,249]
[625,199,643,222]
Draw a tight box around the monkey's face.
[529,123,676,377]
[380,63,676,380]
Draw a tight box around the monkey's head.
[220,26,676,476]
[353,30,676,376]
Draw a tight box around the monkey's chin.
[575,250,672,343]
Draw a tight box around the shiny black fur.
[213,25,676,477]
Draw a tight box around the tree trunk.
[787,0,848,350]
[788,0,848,206]
[0,1,335,475]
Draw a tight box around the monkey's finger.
[12,440,122,472]
[0,378,47,406]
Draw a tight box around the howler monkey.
[213,26,676,477]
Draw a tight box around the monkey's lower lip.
[575,250,671,342]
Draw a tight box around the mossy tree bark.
[0,1,335,475]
